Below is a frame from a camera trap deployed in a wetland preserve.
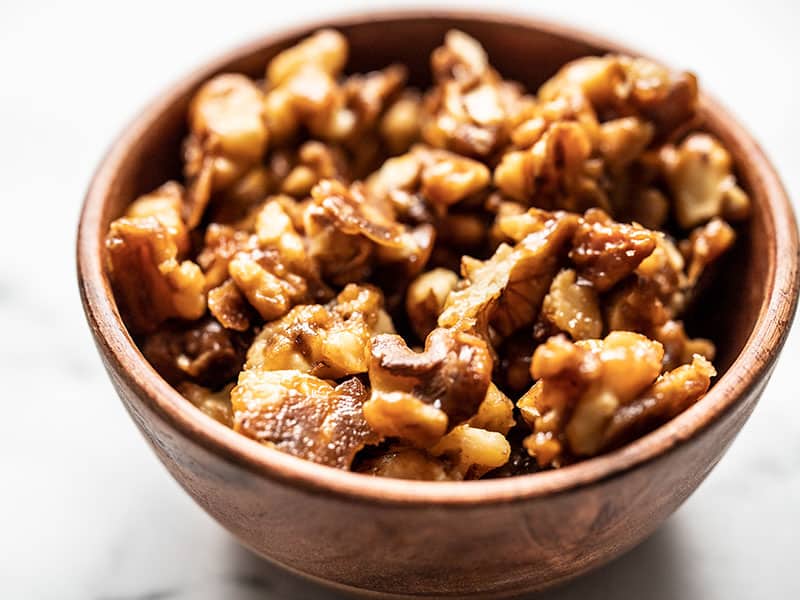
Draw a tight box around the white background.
[1,1,798,598]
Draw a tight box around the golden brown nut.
[438,212,577,340]
[653,319,715,371]
[142,318,249,388]
[660,133,751,229]
[267,29,348,86]
[518,332,665,466]
[542,268,603,340]
[184,74,269,227]
[364,328,493,447]
[106,216,206,334]
[232,370,380,469]
[278,141,349,198]
[245,284,393,380]
[178,382,234,426]
[569,209,657,292]
[468,383,516,435]
[207,278,252,332]
[405,268,459,340]
[123,182,190,252]
[355,445,461,481]
[380,91,423,154]
[601,355,715,450]
[683,217,736,286]
[430,424,511,479]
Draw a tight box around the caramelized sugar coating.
[105,29,749,479]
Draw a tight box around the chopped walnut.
[438,213,577,339]
[142,318,249,388]
[232,369,380,469]
[542,268,603,340]
[682,217,736,286]
[519,332,714,467]
[569,209,657,292]
[245,284,393,380]
[364,328,493,447]
[106,214,206,334]
[430,424,511,479]
[178,382,234,426]
[405,268,459,340]
[355,445,461,481]
[661,133,751,229]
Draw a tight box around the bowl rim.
[77,8,800,507]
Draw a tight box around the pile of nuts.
[106,29,749,479]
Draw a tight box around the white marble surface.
[1,0,798,597]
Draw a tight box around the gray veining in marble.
[1,1,798,598]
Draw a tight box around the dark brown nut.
[232,370,380,470]
[683,217,736,286]
[519,332,665,466]
[177,382,234,426]
[405,268,459,341]
[600,355,715,450]
[355,445,461,481]
[569,209,657,292]
[364,328,493,447]
[496,333,536,394]
[106,217,206,334]
[429,424,511,479]
[438,213,577,340]
[245,284,394,380]
[660,133,751,229]
[142,318,249,388]
[542,268,603,340]
[207,278,252,332]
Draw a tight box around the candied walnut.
[430,424,511,479]
[380,91,422,154]
[538,55,698,137]
[601,355,715,450]
[142,318,249,388]
[305,179,433,284]
[597,117,654,171]
[469,383,516,435]
[123,182,190,253]
[519,332,665,466]
[494,121,606,212]
[184,74,268,227]
[355,445,461,481]
[278,141,350,198]
[208,278,252,331]
[245,284,394,380]
[405,268,459,340]
[207,165,272,225]
[542,268,603,340]
[364,328,493,447]
[682,217,735,286]
[232,370,380,469]
[106,217,206,334]
[438,213,577,340]
[653,319,715,371]
[196,223,258,289]
[228,250,309,321]
[660,133,751,229]
[366,145,490,220]
[569,209,657,292]
[178,382,234,426]
[422,31,531,157]
[267,29,348,86]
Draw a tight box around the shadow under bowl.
[77,10,800,598]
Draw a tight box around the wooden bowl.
[76,11,799,598]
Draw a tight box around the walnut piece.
[232,369,380,469]
[364,328,493,447]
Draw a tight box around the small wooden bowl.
[77,11,799,598]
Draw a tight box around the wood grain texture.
[76,11,800,597]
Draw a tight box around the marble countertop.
[1,1,798,598]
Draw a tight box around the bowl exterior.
[95,337,772,597]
